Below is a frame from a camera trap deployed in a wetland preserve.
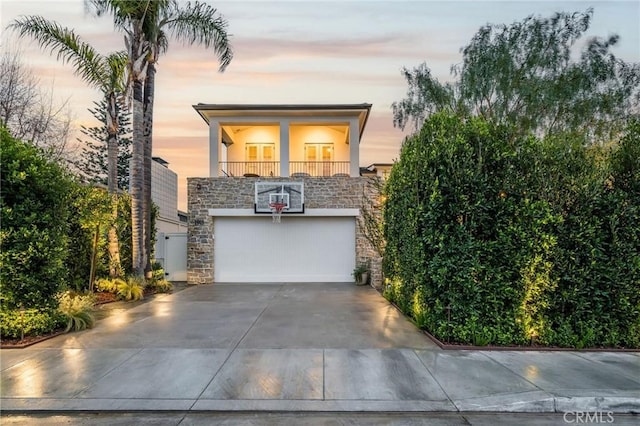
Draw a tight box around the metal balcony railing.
[219,161,351,177]
[289,161,350,177]
[220,162,279,177]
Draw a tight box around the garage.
[213,216,355,282]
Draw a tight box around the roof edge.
[193,103,372,111]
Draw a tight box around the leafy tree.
[0,127,73,309]
[75,99,132,191]
[10,16,128,277]
[392,9,640,144]
[65,186,113,292]
[86,0,233,276]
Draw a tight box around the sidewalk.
[1,283,638,416]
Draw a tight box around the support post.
[209,120,220,177]
[349,118,360,177]
[280,119,290,177]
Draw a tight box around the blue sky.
[2,0,638,210]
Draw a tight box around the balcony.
[219,161,351,177]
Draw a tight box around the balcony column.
[279,119,290,177]
[349,118,360,177]
[209,119,220,177]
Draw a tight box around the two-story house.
[187,103,382,285]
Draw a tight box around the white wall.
[226,125,279,162]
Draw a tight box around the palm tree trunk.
[131,81,145,277]
[129,27,147,277]
[106,94,122,278]
[142,61,156,279]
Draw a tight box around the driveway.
[1,283,638,415]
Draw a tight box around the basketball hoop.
[269,202,287,223]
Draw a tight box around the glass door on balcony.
[246,143,275,176]
[305,143,333,176]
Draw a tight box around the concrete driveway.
[1,283,639,416]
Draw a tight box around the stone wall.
[187,176,383,286]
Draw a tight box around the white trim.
[208,208,359,217]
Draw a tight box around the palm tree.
[84,0,154,276]
[86,0,233,277]
[9,16,127,279]
[141,0,233,277]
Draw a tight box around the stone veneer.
[187,176,382,286]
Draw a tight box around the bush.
[148,278,173,294]
[383,114,640,348]
[0,308,66,339]
[117,277,145,301]
[0,127,74,309]
[57,291,96,332]
[95,277,121,293]
[146,262,173,293]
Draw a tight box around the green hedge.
[383,114,640,348]
[0,127,73,309]
[0,308,66,339]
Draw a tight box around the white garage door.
[214,216,355,282]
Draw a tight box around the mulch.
[94,291,119,305]
[1,330,66,349]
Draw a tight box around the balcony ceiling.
[194,103,371,137]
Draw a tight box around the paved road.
[2,412,640,425]
[1,283,639,418]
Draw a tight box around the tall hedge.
[383,114,640,348]
[0,127,73,309]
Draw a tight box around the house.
[187,103,382,285]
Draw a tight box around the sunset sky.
[2,0,638,210]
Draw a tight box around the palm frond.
[106,51,129,94]
[162,0,233,71]
[9,15,109,90]
[85,0,152,33]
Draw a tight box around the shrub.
[146,262,173,293]
[0,308,66,339]
[57,291,96,332]
[117,277,145,301]
[0,127,74,309]
[383,113,640,348]
[95,277,124,293]
[148,278,173,294]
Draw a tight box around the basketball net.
[269,202,286,223]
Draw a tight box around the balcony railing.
[289,161,350,177]
[219,161,351,177]
[220,161,279,177]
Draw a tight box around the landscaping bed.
[1,282,189,349]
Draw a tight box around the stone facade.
[187,176,383,286]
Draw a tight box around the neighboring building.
[188,103,382,285]
[151,157,187,280]
[151,157,187,233]
[360,163,393,179]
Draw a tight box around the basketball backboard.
[255,181,304,214]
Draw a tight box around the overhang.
[193,103,372,139]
